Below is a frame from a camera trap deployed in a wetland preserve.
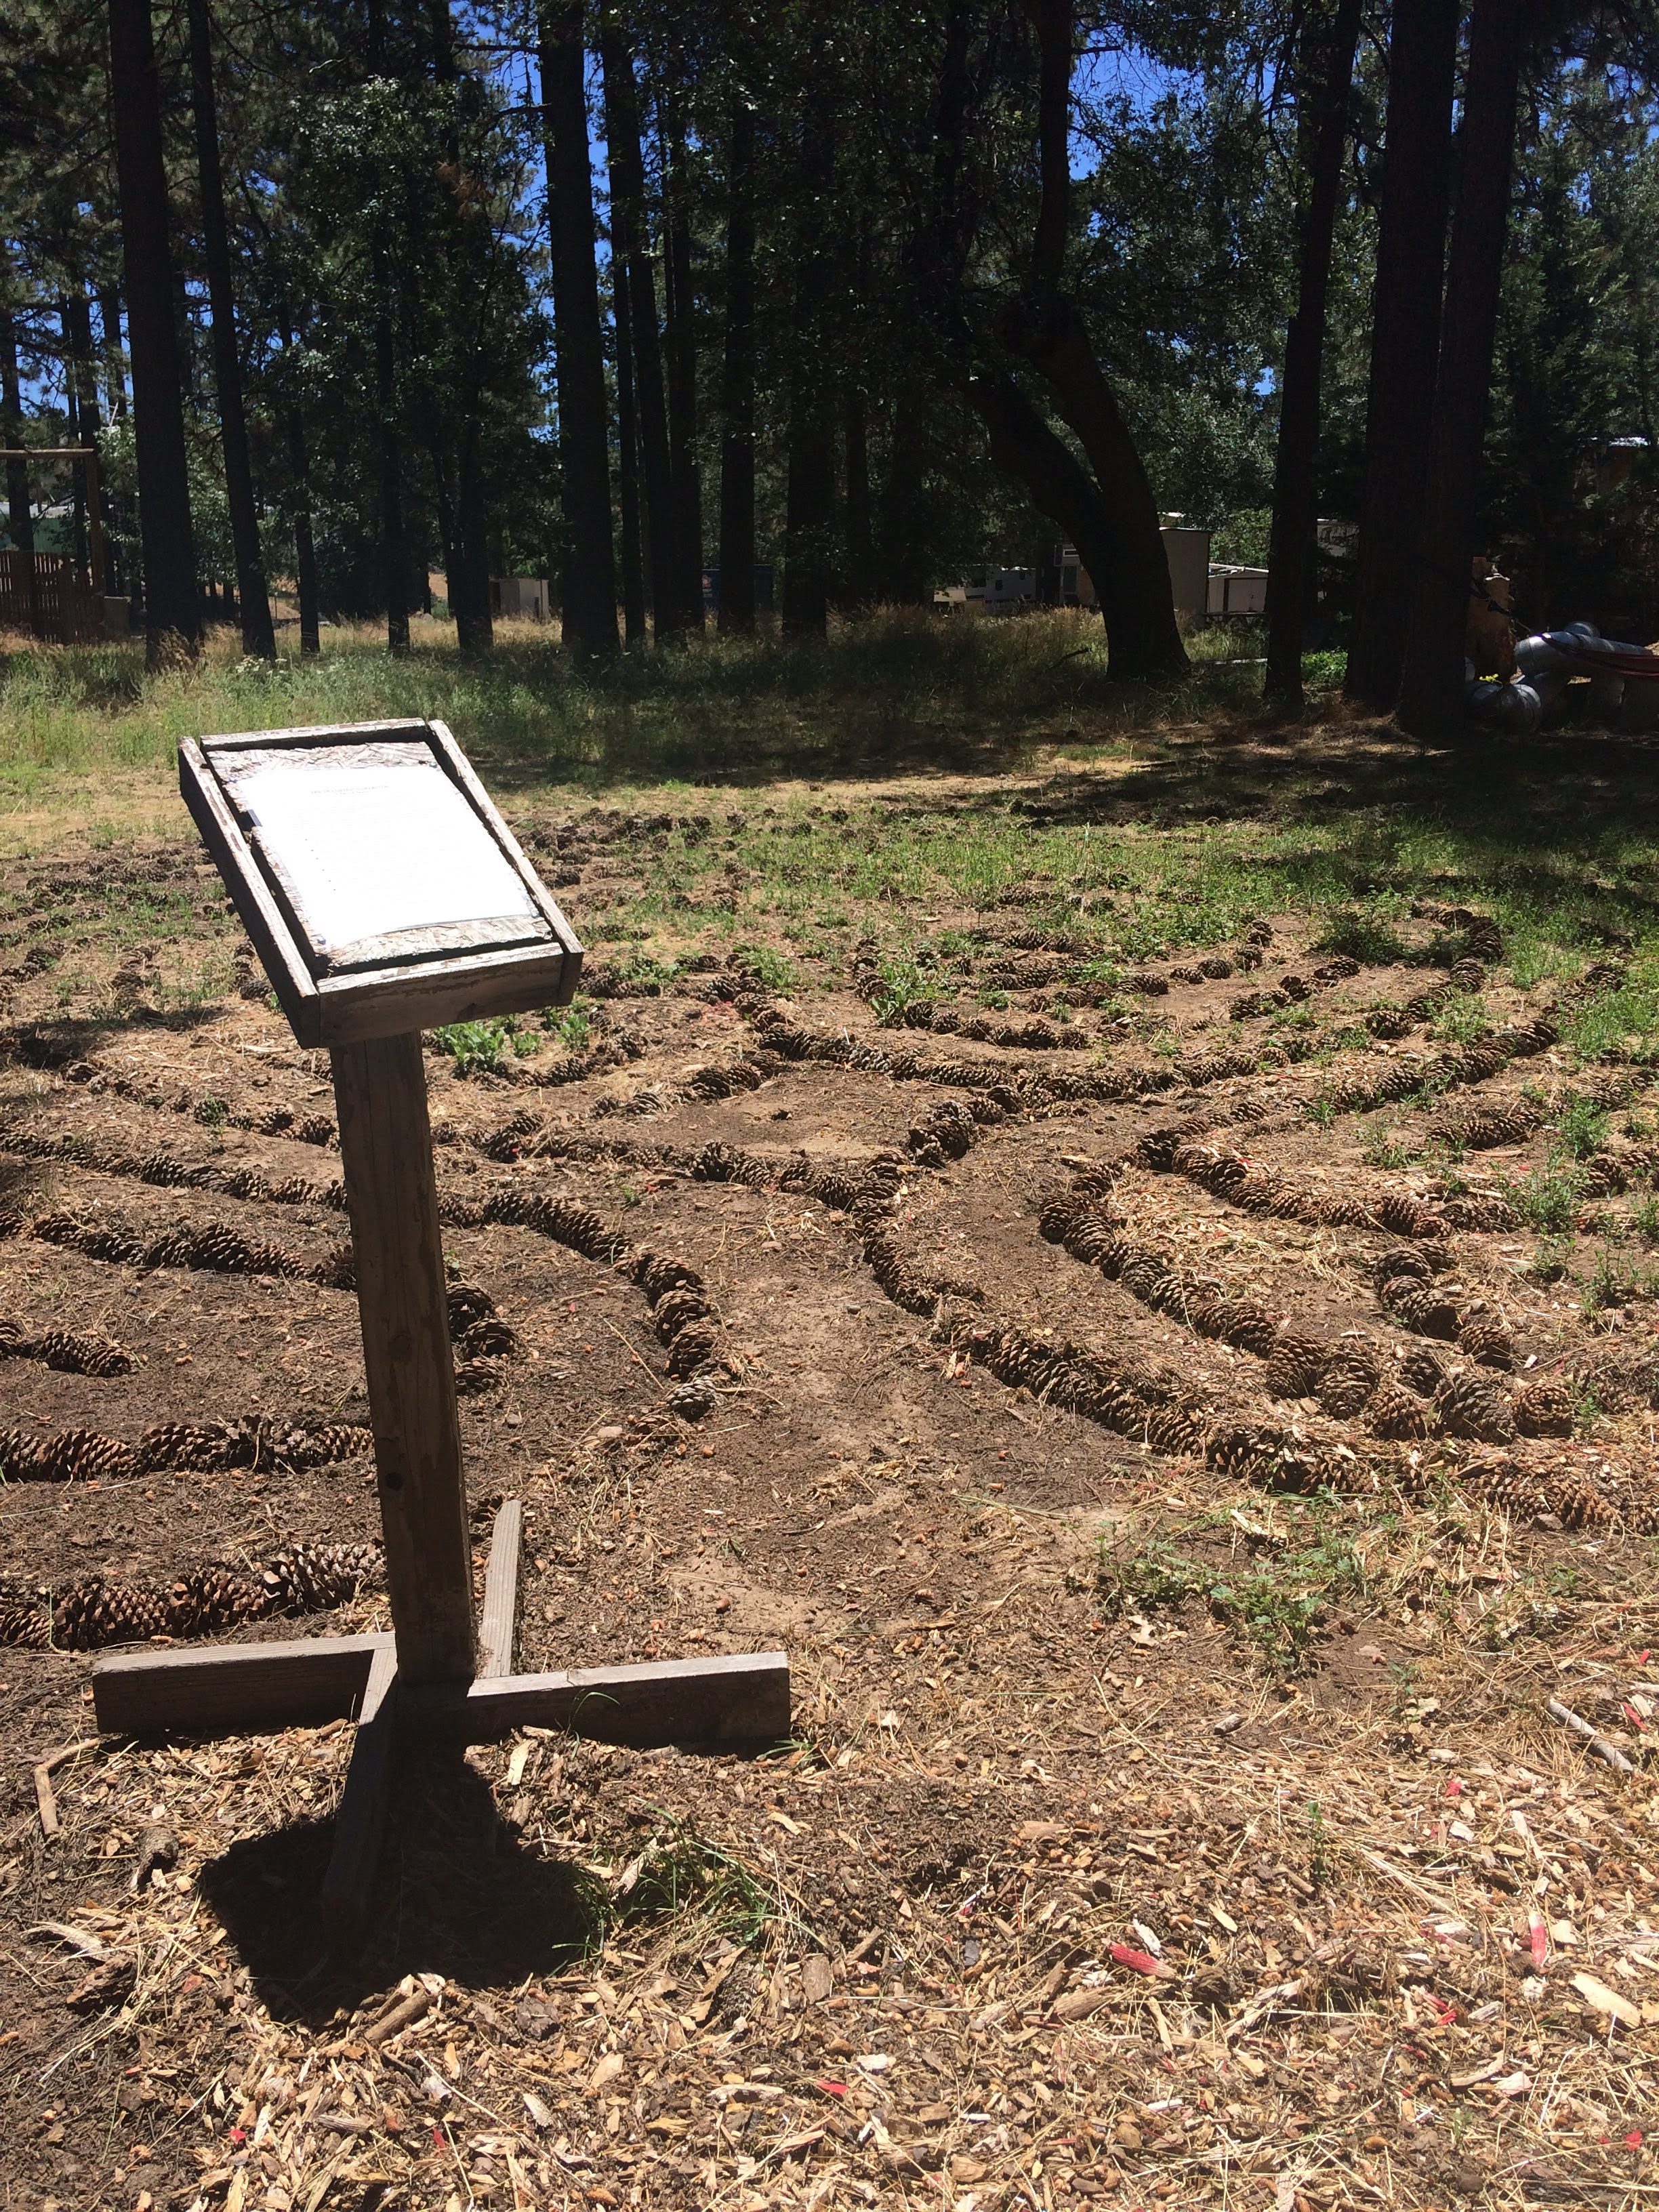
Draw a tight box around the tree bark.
[451,417,494,657]
[96,285,127,420]
[996,1,1185,678]
[375,308,409,652]
[1395,0,1532,740]
[538,0,617,663]
[602,31,681,638]
[613,255,648,647]
[0,305,41,637]
[716,95,756,637]
[186,0,274,658]
[283,365,320,653]
[108,0,200,665]
[842,381,872,610]
[663,105,705,632]
[1263,0,1364,708]
[781,87,835,640]
[1344,0,1457,710]
[876,391,928,605]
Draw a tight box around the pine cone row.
[1366,1381,1433,1440]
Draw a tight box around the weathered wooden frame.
[93,718,792,1946]
[179,717,583,1046]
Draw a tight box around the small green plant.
[1305,1092,1338,1130]
[1525,1233,1574,1284]
[731,941,799,994]
[977,986,1010,1011]
[614,1817,774,1950]
[1633,1195,1659,1242]
[1361,1122,1414,1170]
[1511,1163,1584,1235]
[1432,994,1492,1045]
[433,1017,537,1076]
[197,1095,228,1127]
[542,998,594,1050]
[1315,907,1411,966]
[1097,1515,1362,1674]
[1556,1094,1610,1162]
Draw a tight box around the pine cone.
[37,1431,141,1483]
[456,1315,518,1360]
[1515,1378,1575,1437]
[446,1283,496,1332]
[665,1322,722,1377]
[260,1540,382,1614]
[631,1250,703,1301]
[1318,1345,1380,1418]
[1457,1317,1514,1370]
[1216,1305,1280,1357]
[1374,1246,1432,1286]
[0,1594,49,1647]
[1435,1371,1517,1443]
[1366,1380,1433,1440]
[653,1287,712,1343]
[166,1567,265,1635]
[1397,1343,1448,1397]
[1441,1192,1520,1231]
[1380,1277,1460,1338]
[1377,1193,1446,1237]
[1448,958,1486,994]
[454,1357,501,1395]
[1265,1328,1326,1399]
[24,1327,135,1377]
[52,1578,169,1651]
[1365,1006,1413,1040]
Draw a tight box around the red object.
[228,2129,245,2146]
[1445,1779,1463,1797]
[1431,1997,1458,2024]
[815,2081,848,2097]
[1627,2130,1645,2149]
[431,2125,447,2150]
[1530,1919,1549,1968]
[1110,1942,1174,1980]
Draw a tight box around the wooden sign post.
[94,718,788,1943]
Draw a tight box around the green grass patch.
[1096,1510,1366,1674]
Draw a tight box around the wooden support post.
[320,1643,399,1949]
[331,1032,475,1685]
[478,1498,522,1679]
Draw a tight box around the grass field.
[2,618,1658,2212]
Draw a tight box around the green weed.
[1556,1094,1610,1161]
[433,1016,539,1076]
[613,1817,775,1951]
[541,998,593,1050]
[1096,1514,1364,1674]
[1510,1164,1585,1234]
[1361,1123,1415,1170]
[1315,907,1411,966]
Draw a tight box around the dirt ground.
[2,726,1659,2212]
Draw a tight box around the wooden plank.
[200,718,433,754]
[331,1032,476,1685]
[407,1650,792,1749]
[320,1644,398,1950]
[92,1635,390,1736]
[478,1500,523,1679]
[312,942,578,1045]
[179,739,321,1044]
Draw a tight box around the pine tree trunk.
[716,96,756,637]
[0,306,41,637]
[186,0,274,658]
[663,110,705,632]
[108,0,200,665]
[781,93,834,640]
[1263,0,1364,709]
[842,382,872,611]
[614,255,648,646]
[876,390,928,605]
[285,388,320,654]
[375,308,409,653]
[1396,0,1532,740]
[1344,0,1457,710]
[452,419,494,657]
[96,285,127,419]
[538,0,617,663]
[602,31,682,639]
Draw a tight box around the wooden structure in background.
[0,445,106,642]
[96,718,790,1944]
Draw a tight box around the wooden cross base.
[91,1501,790,1948]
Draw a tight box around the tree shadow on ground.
[198,1744,609,2025]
